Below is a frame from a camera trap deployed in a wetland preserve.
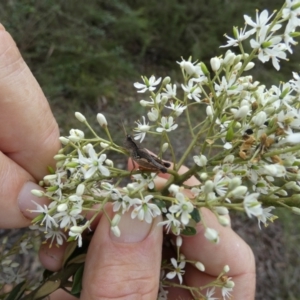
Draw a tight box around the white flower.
[181,80,202,102]
[252,111,267,126]
[214,75,243,96]
[68,129,84,142]
[131,195,161,223]
[44,227,66,247]
[78,146,110,179]
[113,195,136,214]
[134,75,162,93]
[166,258,186,284]
[250,25,287,70]
[222,285,233,300]
[231,105,250,120]
[177,58,196,75]
[213,173,228,197]
[193,154,207,167]
[244,9,275,34]
[165,102,187,116]
[134,116,150,143]
[147,107,159,121]
[54,203,83,229]
[205,288,218,300]
[156,116,178,132]
[220,26,253,48]
[162,83,177,99]
[243,193,263,218]
[30,201,58,231]
[168,192,194,225]
[158,213,181,235]
[257,206,277,229]
[131,173,156,190]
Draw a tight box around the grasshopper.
[123,127,171,173]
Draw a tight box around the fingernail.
[110,211,152,243]
[18,181,47,219]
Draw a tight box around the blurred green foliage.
[1,0,298,108]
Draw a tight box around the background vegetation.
[1,0,300,299]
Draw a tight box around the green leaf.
[6,281,26,300]
[47,166,55,174]
[190,208,201,223]
[33,280,61,299]
[181,226,197,236]
[71,264,84,295]
[62,241,78,267]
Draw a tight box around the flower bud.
[203,180,214,193]
[200,172,208,180]
[162,76,171,85]
[59,137,69,145]
[180,60,195,75]
[43,174,57,181]
[223,154,234,163]
[111,225,121,237]
[100,142,109,149]
[57,203,68,212]
[111,214,121,226]
[233,54,242,65]
[70,226,84,234]
[31,189,44,197]
[97,113,108,127]
[215,206,229,215]
[204,227,219,243]
[176,236,183,247]
[195,261,205,272]
[147,108,159,121]
[223,265,230,273]
[218,215,230,226]
[292,206,300,215]
[105,159,114,167]
[75,112,86,122]
[224,50,235,66]
[53,154,66,161]
[169,184,180,195]
[200,62,209,76]
[206,106,213,116]
[233,105,249,120]
[233,62,242,71]
[228,177,242,190]
[225,280,235,288]
[252,111,267,126]
[230,186,247,198]
[162,143,169,153]
[210,57,221,72]
[76,183,85,195]
[245,62,255,70]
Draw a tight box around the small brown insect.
[124,134,171,173]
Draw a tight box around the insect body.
[124,134,170,173]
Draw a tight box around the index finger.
[0,25,60,228]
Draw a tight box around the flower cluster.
[18,1,300,299]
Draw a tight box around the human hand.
[0,23,254,300]
[0,24,60,228]
[42,163,255,300]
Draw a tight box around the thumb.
[81,206,163,300]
